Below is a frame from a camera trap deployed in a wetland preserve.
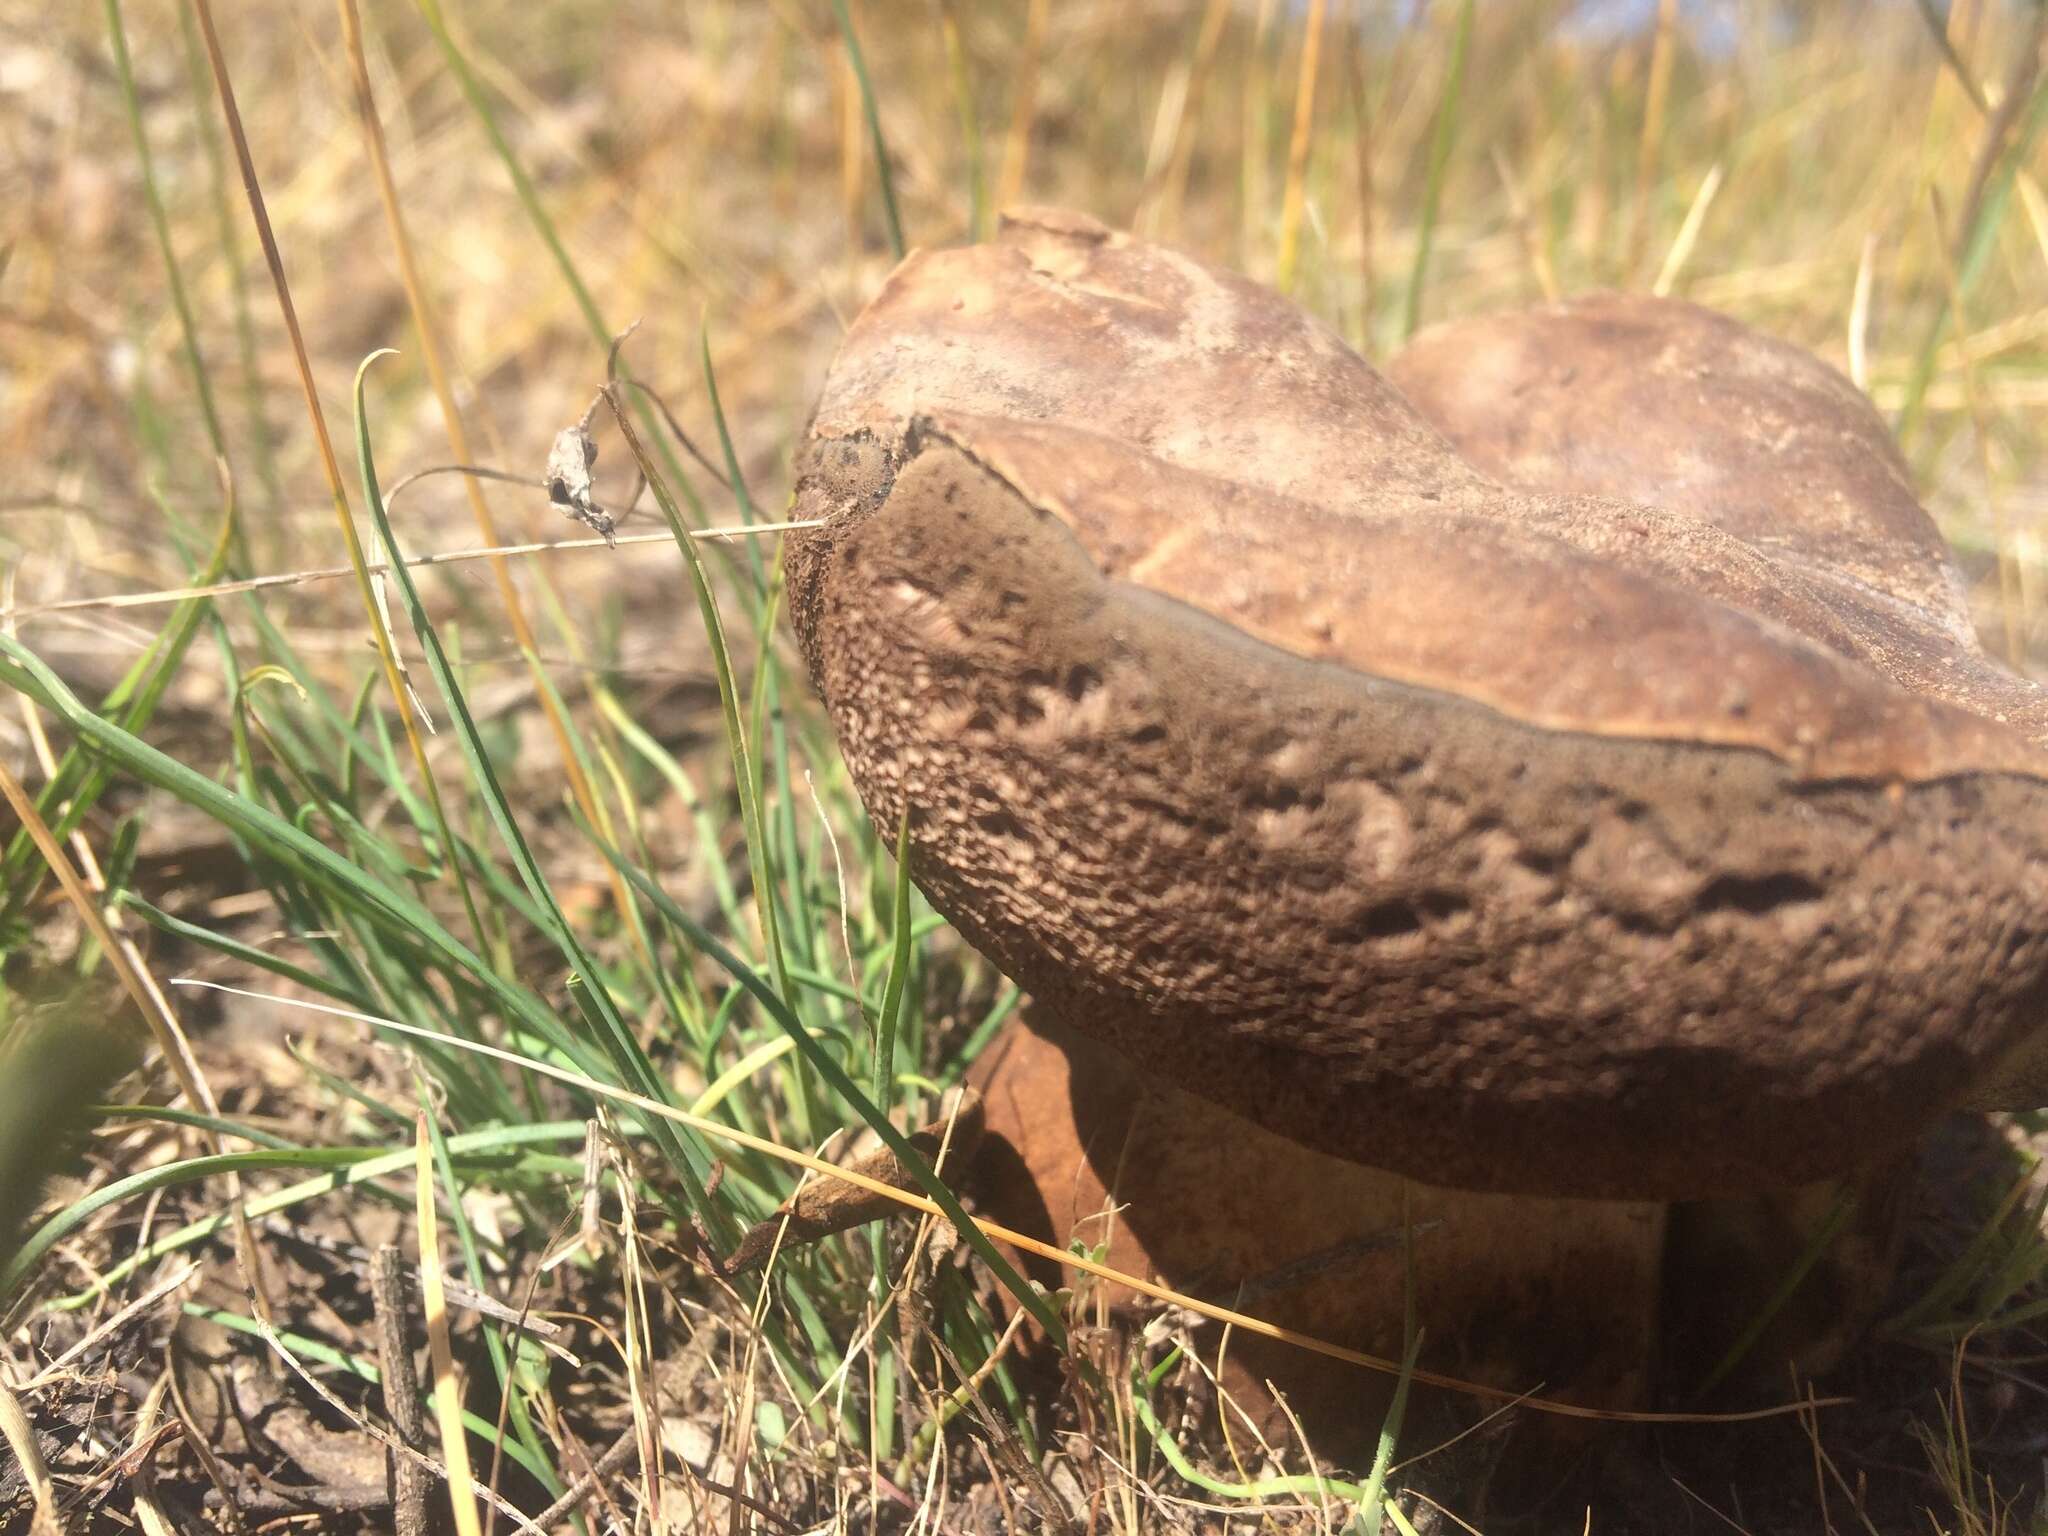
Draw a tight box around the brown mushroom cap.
[1386,292,2048,751]
[785,209,2048,1200]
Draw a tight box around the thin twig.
[244,1309,545,1536]
[372,1245,431,1536]
[18,1262,200,1393]
[0,520,821,623]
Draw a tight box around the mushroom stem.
[970,1008,1665,1457]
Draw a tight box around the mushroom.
[783,210,2048,1435]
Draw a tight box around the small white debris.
[545,423,615,545]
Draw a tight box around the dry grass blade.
[1151,0,1231,240]
[18,1263,199,1394]
[0,734,204,1121]
[1626,0,1681,282]
[414,1112,483,1536]
[19,6,2048,1527]
[229,1303,547,1536]
[185,0,485,953]
[334,0,656,978]
[128,1375,177,1536]
[3,716,201,1117]
[1492,144,1561,302]
[1937,3,2048,268]
[1849,230,1878,391]
[1928,187,2024,666]
[1653,161,1725,296]
[1796,1376,1886,1536]
[1401,0,1475,340]
[163,1363,248,1536]
[995,0,1051,211]
[0,1378,61,1535]
[1276,0,1329,293]
[1346,4,1379,340]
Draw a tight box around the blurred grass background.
[1,1,2046,1532]
[6,0,2044,677]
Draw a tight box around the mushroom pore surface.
[784,208,2048,1201]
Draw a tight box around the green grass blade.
[1353,1325,1423,1531]
[600,380,815,1142]
[1896,75,2048,442]
[174,0,283,517]
[699,324,767,595]
[25,1123,587,1310]
[941,0,987,241]
[1695,1189,1857,1397]
[7,1146,398,1304]
[105,0,228,463]
[595,693,744,933]
[586,829,1066,1345]
[183,1303,555,1487]
[351,354,725,1237]
[1400,0,1475,342]
[411,0,706,522]
[119,894,357,1004]
[0,635,600,1085]
[871,812,913,1108]
[832,0,907,258]
[415,1082,565,1504]
[1131,1392,1368,1502]
[0,511,235,910]
[90,1103,302,1152]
